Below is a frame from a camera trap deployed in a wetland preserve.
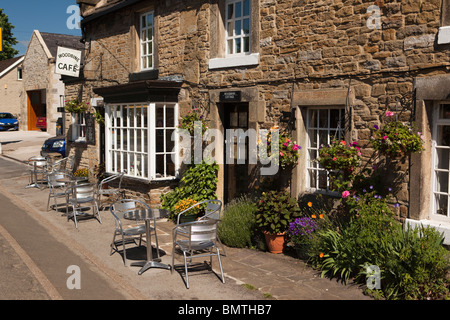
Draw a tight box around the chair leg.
[110,231,117,256]
[122,235,128,266]
[216,247,225,284]
[183,251,190,289]
[47,193,51,211]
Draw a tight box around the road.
[0,157,132,300]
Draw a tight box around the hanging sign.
[220,91,241,102]
[55,46,81,77]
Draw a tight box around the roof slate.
[0,56,24,74]
[39,32,84,57]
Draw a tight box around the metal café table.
[124,208,171,275]
[26,156,48,189]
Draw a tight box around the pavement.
[0,130,372,301]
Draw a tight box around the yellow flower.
[307,202,312,207]
[319,214,324,219]
[319,252,324,258]
[311,214,316,219]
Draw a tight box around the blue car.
[41,136,66,158]
[0,112,19,131]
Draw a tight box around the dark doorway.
[223,103,249,204]
[27,90,45,131]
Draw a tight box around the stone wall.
[69,0,450,211]
[0,63,23,118]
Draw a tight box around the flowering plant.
[64,99,90,113]
[264,128,301,169]
[178,108,208,135]
[371,115,424,157]
[73,168,89,178]
[174,198,200,216]
[287,217,319,244]
[318,140,361,172]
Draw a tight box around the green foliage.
[261,129,301,170]
[309,192,450,299]
[161,161,219,221]
[218,195,258,248]
[178,108,207,135]
[318,140,361,172]
[255,190,301,234]
[0,9,19,60]
[371,120,424,157]
[64,99,90,113]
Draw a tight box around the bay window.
[105,102,179,180]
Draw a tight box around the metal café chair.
[47,171,73,212]
[47,156,74,175]
[178,199,227,256]
[171,219,225,289]
[66,182,101,229]
[26,156,48,189]
[97,172,125,210]
[109,199,152,267]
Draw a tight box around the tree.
[0,9,19,60]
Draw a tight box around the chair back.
[73,183,96,201]
[99,172,124,189]
[110,199,152,224]
[186,220,218,243]
[205,200,222,220]
[48,171,70,188]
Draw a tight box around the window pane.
[330,109,340,128]
[156,106,164,127]
[435,194,448,216]
[166,154,175,176]
[235,1,242,18]
[436,171,449,193]
[227,39,233,54]
[319,109,328,128]
[166,129,175,152]
[166,107,174,127]
[235,38,241,53]
[438,125,450,146]
[147,14,153,27]
[440,104,450,119]
[309,109,317,128]
[147,56,153,69]
[227,3,233,19]
[309,170,317,188]
[235,20,242,36]
[243,0,250,16]
[156,130,164,152]
[227,22,233,37]
[243,36,250,52]
[308,129,317,148]
[243,18,250,34]
[436,148,450,170]
[156,154,165,176]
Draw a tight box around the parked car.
[41,136,66,158]
[0,112,19,131]
[36,117,47,130]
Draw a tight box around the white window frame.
[225,0,251,56]
[306,107,345,193]
[105,102,179,181]
[72,113,87,142]
[430,101,450,222]
[140,11,155,71]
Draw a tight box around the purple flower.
[373,125,379,130]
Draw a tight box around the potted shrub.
[170,198,200,224]
[255,190,301,253]
[371,111,424,158]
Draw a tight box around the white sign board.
[55,46,82,77]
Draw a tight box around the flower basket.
[318,140,361,172]
[371,120,424,158]
[65,99,90,114]
[260,127,301,171]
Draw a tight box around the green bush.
[309,191,450,300]
[161,161,219,221]
[218,196,258,248]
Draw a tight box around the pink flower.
[342,190,350,198]
[292,144,299,151]
[385,111,394,117]
[280,152,284,156]
[284,142,289,147]
[383,136,388,140]
[332,157,337,161]
[358,152,362,156]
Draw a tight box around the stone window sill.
[437,26,450,45]
[209,53,259,69]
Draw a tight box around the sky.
[1,0,82,57]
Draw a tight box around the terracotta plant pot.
[263,231,285,254]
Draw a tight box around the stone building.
[21,30,83,135]
[67,0,450,242]
[0,55,24,118]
